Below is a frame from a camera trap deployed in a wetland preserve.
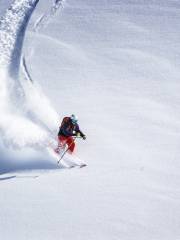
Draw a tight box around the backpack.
[60,117,70,129]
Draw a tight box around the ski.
[58,162,87,169]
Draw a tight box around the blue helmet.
[70,114,78,124]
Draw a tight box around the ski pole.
[58,137,77,164]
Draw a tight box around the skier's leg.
[66,137,75,154]
[55,136,66,153]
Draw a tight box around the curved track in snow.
[22,0,63,84]
[33,0,63,32]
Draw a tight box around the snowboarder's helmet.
[70,114,78,124]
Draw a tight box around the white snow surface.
[0,0,180,239]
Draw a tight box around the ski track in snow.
[33,0,64,32]
[22,0,64,83]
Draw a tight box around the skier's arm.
[75,125,86,140]
[79,130,86,139]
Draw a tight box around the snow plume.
[0,0,59,172]
[0,68,49,148]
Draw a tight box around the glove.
[76,132,81,137]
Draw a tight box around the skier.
[55,114,86,155]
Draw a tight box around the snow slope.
[1,0,180,239]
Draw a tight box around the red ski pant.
[58,135,75,154]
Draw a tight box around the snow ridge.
[0,0,39,78]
